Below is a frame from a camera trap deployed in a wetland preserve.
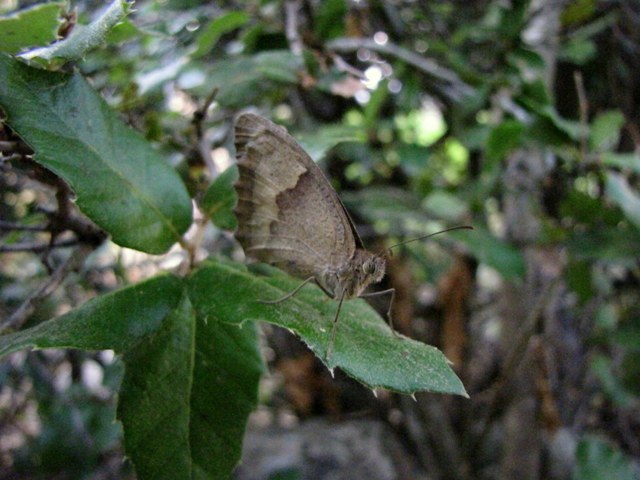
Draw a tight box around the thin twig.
[0,245,91,332]
[574,71,589,160]
[192,86,219,178]
[327,37,474,99]
[285,0,304,57]
[0,238,79,253]
[330,54,366,79]
[0,221,50,232]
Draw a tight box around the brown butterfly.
[233,113,470,360]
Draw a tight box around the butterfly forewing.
[233,113,357,280]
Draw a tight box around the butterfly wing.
[233,113,359,281]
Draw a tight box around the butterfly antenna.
[378,225,473,256]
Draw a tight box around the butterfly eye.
[363,261,375,275]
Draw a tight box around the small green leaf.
[601,152,640,175]
[188,260,467,396]
[575,435,640,480]
[341,187,430,236]
[566,258,593,304]
[19,0,130,64]
[486,119,526,163]
[590,110,625,151]
[452,227,525,280]
[314,0,347,40]
[590,355,635,408]
[561,0,596,26]
[0,2,64,55]
[186,51,301,108]
[106,18,144,44]
[0,55,192,253]
[560,38,596,64]
[296,124,364,162]
[422,190,469,222]
[192,11,249,58]
[605,172,640,231]
[202,165,238,230]
[0,274,184,357]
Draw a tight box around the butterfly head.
[361,254,386,284]
[342,249,386,298]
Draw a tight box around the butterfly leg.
[258,276,316,304]
[359,288,399,337]
[325,292,346,363]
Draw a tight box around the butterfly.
[233,113,470,360]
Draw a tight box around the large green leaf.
[0,55,192,254]
[118,294,263,479]
[0,275,183,356]
[188,260,467,396]
[0,273,263,480]
[0,2,64,55]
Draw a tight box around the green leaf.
[19,0,130,64]
[605,172,640,231]
[539,105,583,140]
[187,260,467,396]
[189,309,263,478]
[118,294,196,479]
[565,225,640,263]
[341,187,431,236]
[452,227,525,280]
[314,0,347,40]
[590,110,625,151]
[192,11,249,58]
[202,165,238,231]
[0,272,263,480]
[296,124,364,162]
[566,258,593,304]
[106,17,144,44]
[0,2,64,55]
[118,294,263,479]
[186,51,301,108]
[0,275,184,357]
[561,0,596,26]
[590,355,635,408]
[396,143,431,177]
[422,190,469,222]
[601,152,640,175]
[575,435,640,480]
[486,119,526,163]
[560,38,596,64]
[0,55,192,254]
